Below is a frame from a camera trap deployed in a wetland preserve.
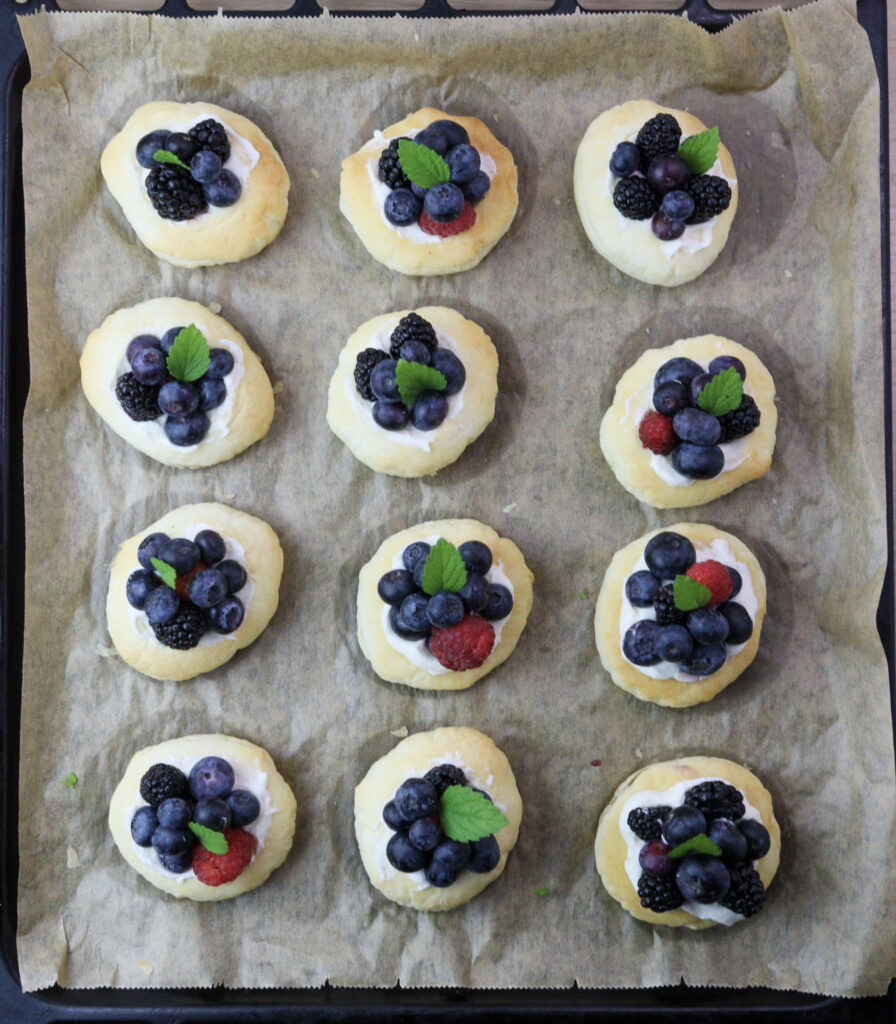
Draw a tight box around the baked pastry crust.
[81,297,274,468]
[599,335,776,508]
[595,523,766,707]
[339,107,518,276]
[326,306,498,477]
[574,100,738,286]
[357,518,533,691]
[101,101,289,268]
[595,755,780,928]
[106,502,283,681]
[354,726,522,911]
[109,733,296,901]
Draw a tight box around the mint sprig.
[166,324,211,383]
[697,366,743,418]
[668,833,722,859]
[440,785,509,842]
[153,149,191,173]
[150,557,177,590]
[395,359,447,409]
[188,822,229,854]
[678,127,720,175]
[420,538,468,596]
[60,772,78,789]
[397,139,451,189]
[673,574,711,612]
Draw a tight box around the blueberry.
[144,585,180,625]
[383,187,422,226]
[164,131,197,163]
[458,540,492,577]
[708,355,746,381]
[609,141,639,177]
[194,529,226,564]
[708,818,749,866]
[727,567,742,598]
[660,189,695,221]
[737,819,771,860]
[403,543,431,573]
[625,570,661,607]
[463,170,491,204]
[126,568,160,609]
[386,833,429,873]
[399,339,432,366]
[467,834,501,874]
[430,838,471,872]
[413,127,448,155]
[372,400,410,431]
[151,825,191,856]
[661,805,707,846]
[644,532,696,579]
[378,569,417,606]
[423,182,465,223]
[190,149,223,184]
[689,372,714,407]
[393,778,439,822]
[131,347,167,386]
[188,568,229,609]
[412,556,428,590]
[482,584,513,621]
[226,789,260,827]
[160,326,186,355]
[189,756,235,801]
[198,377,227,411]
[679,642,728,676]
[425,861,459,888]
[369,360,400,402]
[130,805,158,846]
[137,532,170,571]
[675,855,730,904]
[159,538,200,574]
[206,348,235,379]
[431,349,466,395]
[159,849,194,874]
[192,798,231,832]
[208,595,245,634]
[638,839,674,877]
[458,573,490,613]
[217,559,247,593]
[426,119,469,148]
[427,591,465,629]
[471,787,493,804]
[204,169,241,207]
[136,130,171,169]
[164,411,210,446]
[719,602,753,644]
[653,624,693,662]
[686,606,730,646]
[397,593,431,635]
[622,620,661,666]
[382,800,408,831]
[126,334,163,365]
[157,797,192,830]
[652,380,689,416]
[158,380,199,417]
[651,212,685,241]
[410,182,428,199]
[389,604,429,640]
[672,408,722,446]
[670,443,725,480]
[445,143,480,185]
[647,153,690,193]
[654,357,704,389]
[408,817,442,851]
[410,392,448,431]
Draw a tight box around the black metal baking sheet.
[0,0,892,1019]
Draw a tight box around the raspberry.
[638,411,678,455]
[686,560,734,606]
[429,614,495,671]
[418,201,476,237]
[192,827,257,887]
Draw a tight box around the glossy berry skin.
[427,591,465,629]
[389,604,427,640]
[138,532,170,571]
[708,818,749,866]
[158,380,199,417]
[654,357,704,389]
[372,400,410,431]
[609,141,639,177]
[382,800,408,831]
[194,529,226,564]
[377,569,417,606]
[411,392,448,431]
[165,411,210,446]
[160,326,185,354]
[198,377,227,411]
[458,540,492,577]
[430,838,471,872]
[653,624,693,663]
[622,620,661,666]
[144,585,180,625]
[680,642,728,676]
[399,338,432,365]
[431,349,466,395]
[414,126,449,155]
[226,790,260,827]
[482,584,513,621]
[652,380,688,417]
[208,595,245,634]
[625,570,661,607]
[638,839,673,877]
[425,861,459,888]
[164,132,197,163]
[386,832,429,873]
[126,569,160,609]
[189,756,235,801]
[369,360,400,402]
[427,119,469,148]
[127,334,163,364]
[190,149,223,184]
[159,538,201,574]
[719,602,753,644]
[397,593,431,635]
[207,348,235,379]
[463,171,491,203]
[458,573,490,614]
[445,144,480,184]
[662,805,707,846]
[727,568,743,598]
[159,849,194,874]
[424,182,465,223]
[467,834,501,874]
[151,825,191,857]
[644,532,696,579]
[686,607,730,646]
[676,854,731,904]
[157,797,192,830]
[647,154,690,193]
[673,408,722,446]
[394,778,439,822]
[651,212,685,241]
[189,568,229,609]
[689,372,714,407]
[737,819,771,859]
[408,817,442,851]
[708,355,746,380]
[136,130,171,169]
[403,542,431,573]
[204,169,242,207]
[661,189,695,221]
[671,443,724,480]
[130,805,158,846]
[193,798,232,832]
[384,187,422,226]
[131,346,168,386]
[217,559,247,593]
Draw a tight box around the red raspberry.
[192,827,257,887]
[419,201,476,237]
[638,412,678,455]
[429,614,495,671]
[685,560,734,606]
[175,562,208,601]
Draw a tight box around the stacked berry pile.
[622,531,754,677]
[125,528,249,650]
[627,780,771,917]
[130,755,261,886]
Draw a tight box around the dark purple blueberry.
[383,800,408,831]
[190,149,223,184]
[158,380,199,417]
[372,400,409,431]
[660,189,695,221]
[708,818,749,866]
[430,838,471,873]
[160,326,185,355]
[647,153,690,193]
[138,532,170,571]
[157,797,193,830]
[151,825,191,857]
[159,849,194,874]
[413,127,449,155]
[471,788,493,804]
[719,602,753,644]
[198,377,227,411]
[136,130,171,169]
[654,357,704,389]
[188,568,229,609]
[130,805,158,846]
[127,334,163,365]
[644,531,696,579]
[208,595,245,634]
[676,855,730,904]
[126,568,160,609]
[426,119,469,148]
[399,338,432,365]
[689,372,714,407]
[653,624,694,662]
[384,187,422,226]
[622,620,661,666]
[164,411,210,446]
[727,567,743,598]
[164,132,197,163]
[651,212,685,241]
[402,542,431,573]
[424,764,467,794]
[389,604,429,640]
[425,862,459,887]
[625,570,661,607]
[394,778,439,822]
[410,392,448,431]
[673,408,722,446]
[386,832,429,873]
[708,355,746,381]
[159,538,200,574]
[131,346,168,386]
[397,594,431,635]
[445,143,480,184]
[226,790,260,827]
[670,442,724,480]
[652,380,689,417]
[408,817,442,851]
[431,349,466,395]
[737,819,771,860]
[203,169,241,207]
[189,756,235,801]
[679,642,728,676]
[662,805,707,846]
[194,529,226,565]
[144,585,180,625]
[458,573,490,613]
[686,606,730,646]
[423,182,465,223]
[192,798,231,832]
[482,584,513,621]
[638,839,674,877]
[467,834,501,874]
[410,182,428,198]
[609,141,639,177]
[378,569,417,606]
[412,556,428,590]
[458,540,492,577]
[217,559,247,594]
[206,348,235,379]
[369,360,400,402]
[426,591,465,629]
[463,170,490,203]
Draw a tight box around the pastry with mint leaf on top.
[355,726,522,910]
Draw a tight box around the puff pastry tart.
[357,519,533,691]
[600,335,776,508]
[107,502,282,681]
[81,297,274,469]
[574,100,737,286]
[595,523,766,707]
[109,734,296,901]
[101,101,289,267]
[340,108,518,276]
[355,727,522,911]
[326,306,498,476]
[595,756,780,928]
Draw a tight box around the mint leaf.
[697,366,743,417]
[678,127,720,175]
[60,772,77,789]
[534,887,549,897]
[150,557,177,590]
[673,574,711,612]
[188,822,229,854]
[397,139,450,188]
[420,538,468,596]
[668,833,722,859]
[395,359,447,409]
[440,785,509,842]
[153,149,191,173]
[166,324,211,383]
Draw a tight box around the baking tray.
[0,0,892,1019]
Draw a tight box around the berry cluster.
[136,119,241,221]
[609,113,732,241]
[622,531,754,678]
[627,780,771,917]
[130,756,260,885]
[382,766,502,887]
[378,119,491,236]
[126,528,249,650]
[637,355,760,480]
[114,328,235,447]
[353,313,466,432]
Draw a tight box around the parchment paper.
[15,1,896,996]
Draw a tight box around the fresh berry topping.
[675,854,730,904]
[157,380,199,417]
[720,862,765,917]
[427,119,470,148]
[662,805,707,846]
[429,614,495,671]
[430,349,466,395]
[638,839,674,877]
[686,174,732,223]
[207,349,235,379]
[225,790,260,828]
[140,763,189,807]
[653,583,685,626]
[130,347,168,386]
[654,357,704,389]
[636,114,682,168]
[217,559,247,593]
[625,571,661,608]
[377,569,417,606]
[612,176,660,220]
[190,149,223,185]
[136,130,171,169]
[651,212,685,241]
[203,169,242,208]
[369,360,400,402]
[408,817,443,851]
[151,825,193,857]
[644,532,696,578]
[445,143,480,184]
[685,606,730,645]
[138,532,169,571]
[146,165,207,221]
[673,407,722,447]
[653,624,693,663]
[424,763,467,795]
[353,348,391,400]
[130,805,158,845]
[164,132,198,163]
[660,189,695,221]
[707,818,749,865]
[652,380,689,417]
[192,798,232,832]
[157,797,193,830]
[159,849,194,874]
[609,140,639,177]
[637,872,684,913]
[173,559,206,602]
[150,604,208,649]
[458,573,490,614]
[200,375,227,411]
[410,392,449,430]
[389,313,438,361]
[646,153,690,194]
[463,170,491,204]
[458,540,492,577]
[685,560,734,605]
[480,583,512,620]
[189,756,235,801]
[737,818,771,859]
[188,118,230,162]
[383,800,408,831]
[467,834,501,874]
[394,778,439,822]
[159,538,201,575]
[396,593,431,636]
[192,827,257,887]
[626,805,672,842]
[378,138,412,190]
[426,591,465,629]
[402,541,431,573]
[708,354,746,380]
[144,585,180,625]
[126,334,162,364]
[423,181,465,223]
[208,595,245,634]
[670,442,724,480]
[372,400,410,431]
[717,394,760,443]
[683,780,745,822]
[126,569,160,610]
[419,200,476,236]
[622,620,661,666]
[164,411,210,447]
[638,411,677,455]
[384,188,422,226]
[679,642,727,676]
[414,126,449,155]
[386,832,429,872]
[194,529,226,564]
[188,568,229,609]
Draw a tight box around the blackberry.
[378,138,412,190]
[389,312,438,361]
[720,862,765,917]
[683,781,745,822]
[115,373,160,422]
[626,805,672,842]
[718,395,760,443]
[612,177,660,221]
[353,348,390,400]
[637,871,684,913]
[188,118,230,163]
[146,165,207,221]
[636,114,681,170]
[654,584,686,626]
[150,604,209,650]
[139,763,189,807]
[686,175,732,224]
[424,763,467,795]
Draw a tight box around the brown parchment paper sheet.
[14,0,896,996]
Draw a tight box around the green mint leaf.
[153,149,191,172]
[150,557,177,590]
[395,359,447,409]
[440,785,509,842]
[166,324,211,383]
[668,833,722,859]
[420,538,468,596]
[673,574,711,612]
[397,139,451,188]
[697,366,743,417]
[678,127,720,175]
[534,887,549,897]
[578,589,590,600]
[188,822,229,854]
[60,772,78,789]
